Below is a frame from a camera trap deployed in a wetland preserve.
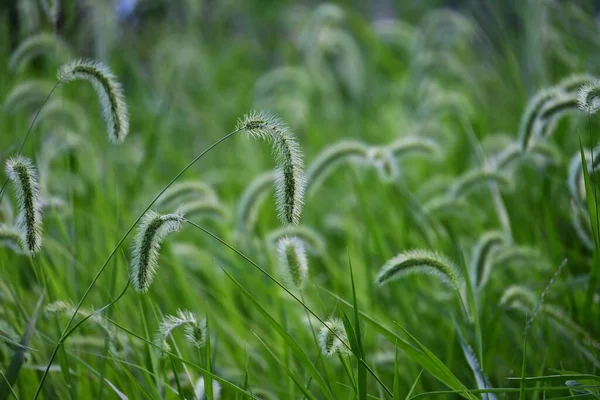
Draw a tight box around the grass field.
[1,1,600,399]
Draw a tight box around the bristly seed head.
[277,236,309,289]
[318,317,349,356]
[155,310,206,356]
[5,156,43,255]
[236,110,305,226]
[578,81,600,114]
[58,59,129,144]
[130,210,184,293]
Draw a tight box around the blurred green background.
[1,0,600,399]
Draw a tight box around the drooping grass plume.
[491,246,544,268]
[305,140,370,194]
[236,111,305,225]
[156,180,218,208]
[155,309,206,355]
[129,210,184,293]
[470,231,505,288]
[577,81,600,114]
[276,236,309,289]
[266,225,326,256]
[537,94,580,122]
[39,0,59,23]
[179,200,228,221]
[517,88,559,150]
[567,149,599,205]
[449,168,511,200]
[375,249,462,290]
[37,98,90,133]
[494,141,561,171]
[9,33,72,73]
[385,135,442,160]
[318,317,349,357]
[45,301,130,357]
[58,59,129,144]
[498,285,537,309]
[0,224,26,255]
[235,171,274,232]
[558,73,598,93]
[3,80,55,113]
[366,146,399,182]
[5,156,43,254]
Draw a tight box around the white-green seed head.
[39,0,59,23]
[130,210,184,293]
[266,225,326,256]
[376,249,462,290]
[236,171,275,232]
[277,236,309,289]
[366,146,399,183]
[58,59,129,144]
[237,111,305,226]
[318,317,349,357]
[155,310,206,356]
[5,156,43,254]
[470,231,505,288]
[577,82,600,114]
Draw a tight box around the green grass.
[1,1,600,398]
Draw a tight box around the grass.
[1,0,600,399]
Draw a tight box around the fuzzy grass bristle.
[376,249,462,289]
[58,59,129,144]
[577,81,600,114]
[129,210,184,293]
[5,156,43,254]
[276,236,309,289]
[318,317,349,357]
[237,110,305,226]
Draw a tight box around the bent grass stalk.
[33,129,241,398]
[235,171,274,232]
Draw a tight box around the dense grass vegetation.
[1,0,600,398]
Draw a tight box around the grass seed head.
[277,236,309,289]
[5,156,43,254]
[130,210,184,293]
[58,59,129,144]
[318,317,349,357]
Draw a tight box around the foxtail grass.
[5,156,42,254]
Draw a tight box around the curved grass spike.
[155,180,218,208]
[5,156,42,254]
[491,246,542,268]
[58,59,129,144]
[318,317,349,357]
[266,225,326,256]
[39,0,59,24]
[235,171,274,232]
[494,141,561,171]
[37,98,90,133]
[385,135,442,160]
[3,80,56,113]
[517,88,558,150]
[449,168,511,199]
[578,81,600,114]
[567,149,600,205]
[558,73,598,93]
[0,224,26,255]
[537,94,580,122]
[9,33,71,72]
[470,231,505,288]
[375,249,462,290]
[155,309,206,355]
[276,236,309,289]
[179,200,228,221]
[129,210,184,293]
[366,146,399,182]
[44,301,128,356]
[236,111,305,225]
[498,285,537,309]
[306,140,370,194]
